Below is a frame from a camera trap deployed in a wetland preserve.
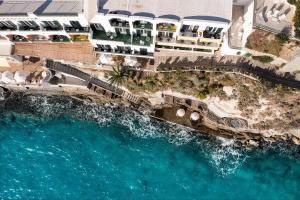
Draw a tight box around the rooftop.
[0,0,83,15]
[99,0,232,23]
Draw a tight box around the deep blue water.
[0,95,300,199]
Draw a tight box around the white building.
[0,0,95,42]
[0,0,252,59]
[91,0,233,58]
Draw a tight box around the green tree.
[108,66,128,86]
[276,33,289,44]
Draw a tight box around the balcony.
[92,29,131,44]
[95,46,154,58]
[18,21,40,31]
[7,35,28,42]
[132,35,152,46]
[109,18,130,28]
[133,21,153,30]
[177,32,200,42]
[50,35,70,42]
[0,21,17,31]
[156,36,219,51]
[202,27,223,41]
[27,34,48,42]
[71,35,89,42]
[64,21,89,33]
[156,23,177,32]
[41,21,63,31]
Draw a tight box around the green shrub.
[197,91,207,99]
[288,0,297,5]
[293,1,300,38]
[275,33,289,44]
[252,56,274,63]
[245,52,252,57]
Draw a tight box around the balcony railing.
[156,36,219,50]
[41,21,63,31]
[65,26,89,33]
[95,47,154,58]
[18,21,40,31]
[0,21,17,31]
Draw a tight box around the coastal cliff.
[1,83,299,148]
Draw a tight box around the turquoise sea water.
[0,94,300,199]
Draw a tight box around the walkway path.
[46,60,141,104]
[155,55,300,88]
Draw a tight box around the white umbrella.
[99,54,114,65]
[176,108,186,117]
[42,71,48,78]
[42,70,52,81]
[190,112,200,121]
[124,56,137,67]
[2,71,14,84]
[14,71,29,84]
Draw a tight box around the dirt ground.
[246,29,298,59]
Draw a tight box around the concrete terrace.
[99,0,232,22]
[254,0,294,33]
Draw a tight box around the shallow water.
[0,94,300,199]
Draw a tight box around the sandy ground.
[203,97,243,118]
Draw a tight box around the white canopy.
[42,71,48,78]
[2,71,14,84]
[14,71,29,84]
[176,108,186,117]
[190,112,200,121]
[54,72,62,79]
[123,56,138,67]
[99,54,115,65]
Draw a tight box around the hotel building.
[91,0,233,58]
[0,0,251,58]
[0,0,96,43]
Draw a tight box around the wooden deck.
[14,42,99,65]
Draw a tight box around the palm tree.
[108,65,128,86]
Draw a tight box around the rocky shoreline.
[0,85,299,147]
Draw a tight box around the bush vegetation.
[123,71,228,99]
[252,56,274,63]
[290,0,300,38]
[275,33,289,44]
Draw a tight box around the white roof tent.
[0,0,84,16]
[98,0,232,23]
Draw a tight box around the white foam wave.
[209,146,246,176]
[24,94,248,176]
